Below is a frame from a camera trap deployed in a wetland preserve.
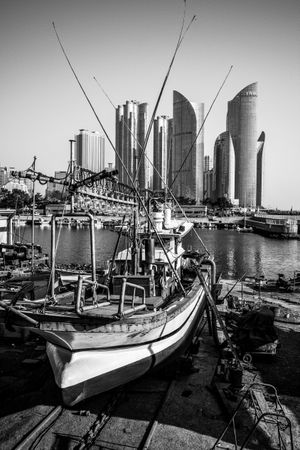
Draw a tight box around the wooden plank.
[252,389,269,415]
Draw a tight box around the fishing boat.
[0,204,215,406]
[236,212,253,233]
[0,242,50,281]
[0,8,221,406]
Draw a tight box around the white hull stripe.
[47,291,206,388]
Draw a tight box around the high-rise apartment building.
[256,131,265,207]
[75,129,105,173]
[227,82,258,207]
[0,166,31,193]
[115,100,148,189]
[153,116,171,191]
[0,167,9,188]
[171,91,204,204]
[212,132,235,203]
[204,155,212,172]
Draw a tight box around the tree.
[216,197,233,209]
[0,189,31,211]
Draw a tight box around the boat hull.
[46,285,207,406]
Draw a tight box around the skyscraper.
[153,116,170,191]
[204,155,212,172]
[256,131,265,207]
[171,91,204,203]
[75,129,105,173]
[212,132,235,203]
[115,100,148,189]
[227,82,258,207]
[0,167,9,188]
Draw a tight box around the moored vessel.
[0,204,214,406]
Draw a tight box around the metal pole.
[69,139,76,213]
[31,156,37,271]
[7,214,14,245]
[87,213,96,282]
[51,215,56,298]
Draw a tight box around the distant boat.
[247,215,298,238]
[236,225,253,233]
[13,216,27,227]
[38,215,52,226]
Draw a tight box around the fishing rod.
[94,75,211,256]
[134,10,196,184]
[52,22,186,294]
[170,64,233,189]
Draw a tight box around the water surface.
[16,226,300,280]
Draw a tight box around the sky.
[0,0,300,209]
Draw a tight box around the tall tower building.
[171,91,204,204]
[227,82,258,207]
[75,129,105,173]
[0,167,9,188]
[115,100,148,189]
[204,155,212,172]
[256,131,265,207]
[153,116,170,191]
[167,119,173,189]
[212,132,235,203]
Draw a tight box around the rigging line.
[133,0,188,184]
[170,64,233,189]
[94,76,210,255]
[95,77,210,254]
[52,22,127,181]
[134,14,196,185]
[46,197,70,299]
[44,159,71,298]
[52,22,186,293]
[25,156,36,172]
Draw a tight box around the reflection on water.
[16,226,300,279]
[183,229,300,279]
[16,226,127,267]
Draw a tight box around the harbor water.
[16,225,300,279]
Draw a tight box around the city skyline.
[1,0,300,209]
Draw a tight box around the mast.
[52,22,188,294]
[132,188,139,275]
[31,156,37,271]
[69,139,76,213]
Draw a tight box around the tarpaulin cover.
[231,306,278,352]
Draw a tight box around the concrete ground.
[0,317,299,449]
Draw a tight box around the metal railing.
[118,278,146,316]
[75,275,110,317]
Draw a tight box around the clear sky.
[1,0,299,209]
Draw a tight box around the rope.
[52,22,187,294]
[94,77,210,256]
[134,3,195,183]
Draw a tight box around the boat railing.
[75,275,110,316]
[83,277,110,302]
[118,278,146,316]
